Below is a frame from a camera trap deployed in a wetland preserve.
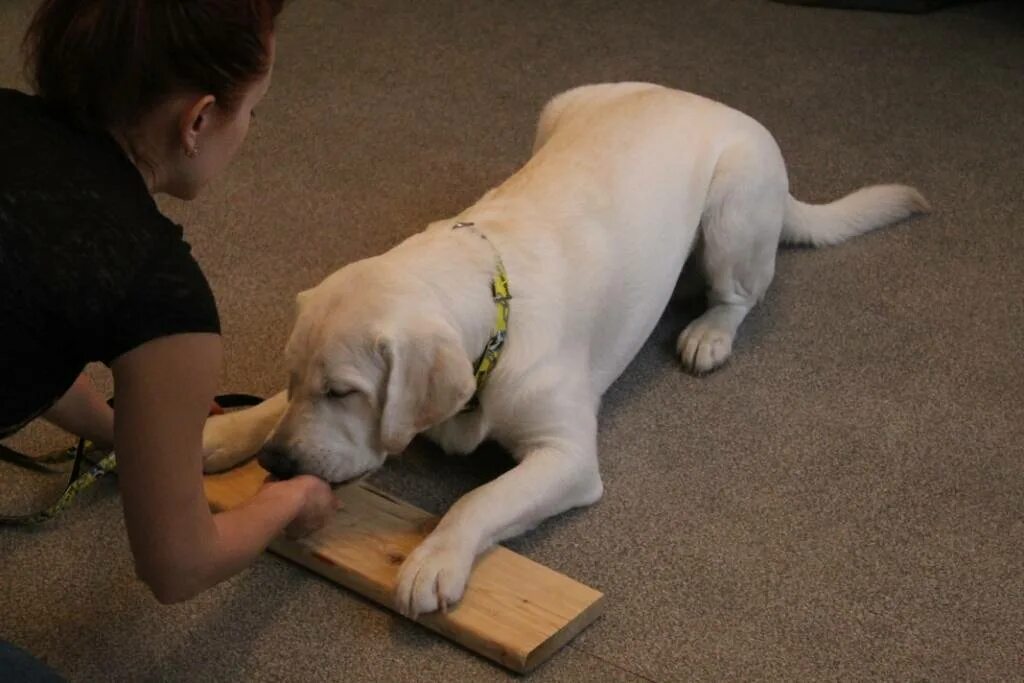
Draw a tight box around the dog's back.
[463,83,775,392]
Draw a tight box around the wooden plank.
[203,460,605,673]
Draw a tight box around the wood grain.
[203,460,605,673]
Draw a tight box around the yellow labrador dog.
[203,82,928,616]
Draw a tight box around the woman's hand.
[272,475,341,539]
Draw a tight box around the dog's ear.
[378,325,476,455]
[295,288,314,317]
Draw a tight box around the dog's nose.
[257,444,298,480]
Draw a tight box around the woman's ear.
[377,326,475,455]
[179,94,216,156]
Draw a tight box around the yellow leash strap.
[0,440,116,526]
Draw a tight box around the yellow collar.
[452,221,510,410]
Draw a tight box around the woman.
[1,0,337,604]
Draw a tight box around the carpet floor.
[2,1,1021,680]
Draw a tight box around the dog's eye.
[325,388,356,401]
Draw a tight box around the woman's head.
[24,0,286,198]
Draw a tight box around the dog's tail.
[781,184,930,247]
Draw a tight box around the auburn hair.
[23,0,286,130]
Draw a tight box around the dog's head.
[258,260,476,483]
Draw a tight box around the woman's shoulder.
[0,87,92,160]
[2,87,148,188]
[1,87,176,249]
[0,87,201,342]
[0,87,38,112]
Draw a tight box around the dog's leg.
[202,391,288,472]
[678,142,786,373]
[394,412,602,617]
[423,410,488,456]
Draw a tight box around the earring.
[185,146,199,158]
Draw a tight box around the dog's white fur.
[203,83,928,616]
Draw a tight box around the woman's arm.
[43,373,115,448]
[111,333,337,604]
[42,372,223,449]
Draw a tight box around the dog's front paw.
[394,532,476,618]
[202,412,263,473]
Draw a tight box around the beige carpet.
[2,1,1022,680]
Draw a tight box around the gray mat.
[2,1,1021,680]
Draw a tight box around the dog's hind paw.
[202,412,263,473]
[677,319,734,374]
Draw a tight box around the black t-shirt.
[0,88,220,437]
